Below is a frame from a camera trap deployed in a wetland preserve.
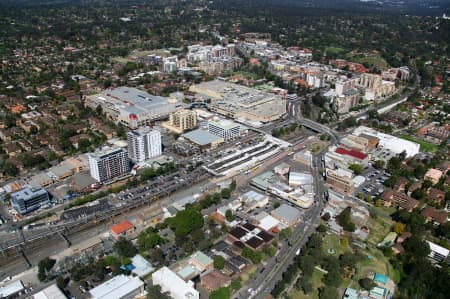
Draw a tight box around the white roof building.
[427,240,450,263]
[258,215,280,231]
[0,280,24,298]
[32,284,67,299]
[89,275,145,299]
[289,172,313,187]
[131,254,155,278]
[353,126,420,158]
[152,267,199,299]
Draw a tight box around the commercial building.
[10,186,50,215]
[88,275,146,299]
[163,109,197,133]
[252,170,314,208]
[86,87,181,129]
[182,129,224,150]
[326,168,355,195]
[189,80,285,125]
[88,147,130,183]
[239,190,269,211]
[152,266,199,299]
[271,204,301,226]
[31,284,67,299]
[110,220,135,240]
[207,119,242,141]
[127,127,161,163]
[293,150,312,167]
[353,126,419,158]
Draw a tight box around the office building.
[11,186,50,215]
[88,147,130,183]
[207,119,241,141]
[152,266,199,299]
[326,168,355,195]
[164,109,197,133]
[127,126,162,162]
[89,275,145,299]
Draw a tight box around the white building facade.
[88,147,130,183]
[207,119,241,141]
[127,127,162,162]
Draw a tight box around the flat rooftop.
[183,129,223,146]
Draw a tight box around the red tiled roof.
[422,207,448,224]
[111,220,134,235]
[335,147,368,160]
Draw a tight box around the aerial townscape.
[0,0,449,299]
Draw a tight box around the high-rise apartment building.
[88,147,130,183]
[167,110,197,133]
[127,126,162,162]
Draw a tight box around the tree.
[393,222,406,234]
[296,277,313,294]
[166,208,204,237]
[147,284,172,299]
[114,237,137,257]
[273,201,281,208]
[225,209,234,222]
[4,161,19,176]
[221,188,231,199]
[336,207,356,232]
[411,188,425,200]
[348,164,363,175]
[229,180,237,192]
[213,255,225,269]
[230,278,241,291]
[341,237,349,247]
[209,287,230,299]
[319,286,339,299]
[373,160,385,169]
[37,257,56,281]
[359,278,376,291]
[279,227,292,239]
[242,247,263,264]
[322,212,331,221]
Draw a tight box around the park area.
[398,134,438,152]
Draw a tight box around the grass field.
[322,234,351,256]
[367,213,394,246]
[326,46,347,55]
[397,134,438,152]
